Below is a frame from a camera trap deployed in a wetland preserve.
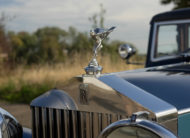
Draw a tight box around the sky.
[0,0,174,53]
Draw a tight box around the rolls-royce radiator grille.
[31,107,127,138]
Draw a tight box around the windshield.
[154,23,190,58]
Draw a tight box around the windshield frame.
[151,19,190,62]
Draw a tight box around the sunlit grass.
[0,54,144,103]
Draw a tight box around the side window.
[155,25,179,58]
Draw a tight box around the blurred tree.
[35,27,68,63]
[66,26,93,54]
[0,13,10,62]
[160,0,190,9]
[72,32,93,52]
[8,27,69,65]
[8,31,38,64]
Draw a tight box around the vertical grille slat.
[98,113,102,133]
[79,112,84,138]
[112,114,118,123]
[32,107,127,138]
[85,112,91,138]
[102,113,108,130]
[107,114,112,125]
[71,111,77,138]
[93,113,100,138]
[42,108,47,138]
[34,107,40,138]
[56,109,62,138]
[89,112,94,138]
[31,107,36,138]
[64,110,69,138]
[48,109,54,138]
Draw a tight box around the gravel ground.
[0,101,31,128]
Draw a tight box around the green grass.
[0,80,54,103]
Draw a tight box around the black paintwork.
[146,8,190,68]
[150,8,190,24]
[23,128,32,138]
[117,63,190,110]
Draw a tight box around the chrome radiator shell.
[31,75,178,137]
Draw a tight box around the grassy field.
[0,54,144,103]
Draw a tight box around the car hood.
[106,63,190,111]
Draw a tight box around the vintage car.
[1,8,190,138]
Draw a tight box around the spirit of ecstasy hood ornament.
[85,26,116,76]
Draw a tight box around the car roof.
[150,8,190,24]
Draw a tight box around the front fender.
[23,128,32,138]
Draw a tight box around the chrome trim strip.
[150,19,190,62]
[99,75,177,122]
[178,108,190,115]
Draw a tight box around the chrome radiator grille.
[31,106,127,138]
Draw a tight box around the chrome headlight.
[98,111,177,138]
[118,44,136,59]
[0,107,22,138]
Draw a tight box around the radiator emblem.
[79,84,89,105]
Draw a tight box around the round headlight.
[118,44,136,59]
[0,108,22,138]
[98,118,177,138]
[106,125,160,138]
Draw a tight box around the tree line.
[0,4,134,67]
[0,22,131,66]
[2,0,188,67]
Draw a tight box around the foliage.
[160,0,190,9]
[0,4,141,67]
[0,55,144,104]
[0,7,146,104]
[0,13,10,61]
[5,25,139,66]
[0,80,53,103]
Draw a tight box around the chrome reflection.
[85,27,116,75]
[98,112,177,138]
[118,44,136,59]
[178,108,190,115]
[98,74,178,123]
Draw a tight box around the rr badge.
[79,84,89,105]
